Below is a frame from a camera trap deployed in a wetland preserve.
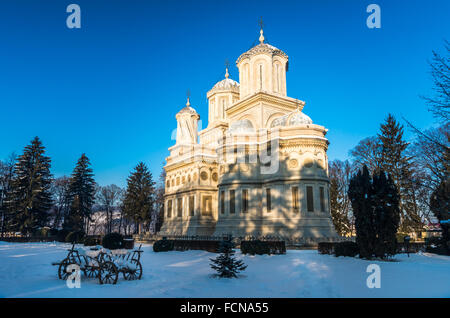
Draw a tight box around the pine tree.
[65,154,96,232]
[378,114,422,233]
[430,179,450,253]
[349,165,375,259]
[210,238,247,278]
[349,166,400,259]
[372,170,400,258]
[6,137,53,235]
[123,162,155,234]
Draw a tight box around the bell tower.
[175,96,200,145]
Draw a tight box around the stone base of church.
[158,215,338,241]
[212,216,339,240]
[158,218,217,236]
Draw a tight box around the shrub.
[318,242,334,255]
[49,228,59,237]
[123,238,135,249]
[65,231,85,243]
[56,229,70,242]
[240,240,270,255]
[334,241,359,257]
[84,236,99,246]
[153,239,174,252]
[102,233,124,250]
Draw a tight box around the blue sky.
[0,0,448,187]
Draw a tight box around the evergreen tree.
[210,238,247,278]
[372,171,400,258]
[123,162,155,234]
[348,165,375,259]
[6,137,53,235]
[65,154,96,232]
[378,114,422,233]
[430,179,450,253]
[349,166,400,259]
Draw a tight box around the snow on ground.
[0,241,449,298]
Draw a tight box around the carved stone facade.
[159,29,338,240]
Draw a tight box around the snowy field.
[0,241,449,298]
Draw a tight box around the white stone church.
[159,27,338,240]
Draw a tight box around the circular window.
[212,172,218,182]
[288,159,298,169]
[200,171,208,181]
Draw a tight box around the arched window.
[259,64,263,91]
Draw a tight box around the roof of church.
[208,67,240,94]
[271,109,313,128]
[236,40,288,65]
[177,98,198,115]
[211,77,239,91]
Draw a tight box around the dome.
[288,112,313,126]
[211,77,239,92]
[208,68,240,94]
[236,42,288,65]
[228,119,255,134]
[178,106,197,115]
[177,98,198,116]
[270,110,313,128]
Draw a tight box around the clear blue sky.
[0,0,448,187]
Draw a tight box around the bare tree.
[50,176,71,229]
[349,136,381,175]
[422,40,450,124]
[329,159,355,236]
[96,184,123,234]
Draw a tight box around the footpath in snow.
[0,241,449,298]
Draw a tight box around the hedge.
[153,239,174,252]
[240,240,286,255]
[102,233,124,250]
[334,241,359,257]
[318,242,334,255]
[65,231,85,243]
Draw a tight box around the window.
[259,64,263,90]
[242,189,249,213]
[320,187,325,212]
[202,195,212,216]
[167,200,172,218]
[220,191,225,214]
[307,186,314,212]
[189,195,195,216]
[177,198,183,217]
[230,190,235,214]
[292,187,299,212]
[266,188,272,212]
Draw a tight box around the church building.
[159,27,338,241]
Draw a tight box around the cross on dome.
[258,16,265,44]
